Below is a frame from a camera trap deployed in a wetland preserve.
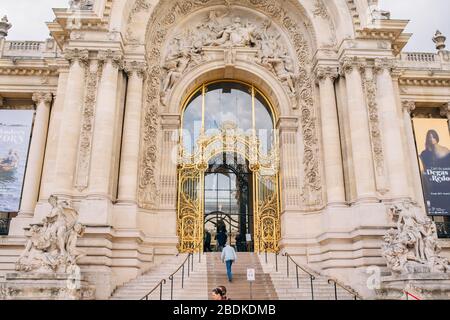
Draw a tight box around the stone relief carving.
[16,195,86,273]
[126,0,153,43]
[382,201,449,275]
[74,58,103,192]
[139,0,322,208]
[312,0,337,47]
[69,0,94,10]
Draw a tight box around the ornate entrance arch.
[177,81,280,253]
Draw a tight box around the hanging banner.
[413,118,450,215]
[0,110,34,212]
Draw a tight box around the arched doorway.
[177,81,280,253]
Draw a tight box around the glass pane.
[255,91,274,154]
[182,90,202,154]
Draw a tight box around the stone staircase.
[206,252,278,300]
[110,251,361,300]
[110,253,208,300]
[258,253,360,300]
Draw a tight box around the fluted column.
[54,49,88,193]
[374,58,409,199]
[88,50,123,196]
[18,93,53,215]
[402,101,425,205]
[316,66,345,204]
[340,57,376,200]
[118,61,146,203]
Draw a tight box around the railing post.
[275,253,278,272]
[182,265,185,289]
[334,282,338,300]
[296,266,299,289]
[310,276,314,300]
[170,276,174,301]
[286,255,289,277]
[160,282,164,300]
[265,250,268,264]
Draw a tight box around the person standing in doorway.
[221,242,237,282]
[215,229,227,252]
[204,229,212,252]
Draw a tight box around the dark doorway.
[203,152,254,252]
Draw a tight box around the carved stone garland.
[74,56,103,191]
[138,0,323,208]
[362,65,387,194]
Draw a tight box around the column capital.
[64,48,89,66]
[440,102,450,119]
[123,60,147,78]
[32,92,53,106]
[401,100,416,114]
[277,116,298,132]
[339,56,366,76]
[374,57,396,74]
[315,66,339,84]
[161,114,181,130]
[98,49,124,69]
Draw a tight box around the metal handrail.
[327,278,361,300]
[141,279,166,300]
[283,252,316,300]
[168,253,193,300]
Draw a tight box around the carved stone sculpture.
[160,10,296,98]
[69,0,94,10]
[382,201,449,275]
[15,195,86,273]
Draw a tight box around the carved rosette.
[138,0,322,208]
[74,57,103,191]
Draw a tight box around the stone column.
[277,117,301,211]
[402,101,425,206]
[374,58,409,199]
[18,93,53,215]
[88,50,123,197]
[316,66,345,204]
[54,49,88,194]
[340,57,376,201]
[117,61,146,203]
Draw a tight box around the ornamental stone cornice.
[398,77,450,87]
[339,56,366,76]
[401,100,416,114]
[0,66,58,77]
[32,92,53,105]
[123,60,147,78]
[315,66,339,83]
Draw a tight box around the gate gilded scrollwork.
[177,81,281,253]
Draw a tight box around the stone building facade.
[0,0,449,299]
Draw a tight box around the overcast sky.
[0,0,449,52]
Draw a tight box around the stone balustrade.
[1,39,61,59]
[398,51,450,70]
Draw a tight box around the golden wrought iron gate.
[177,81,280,253]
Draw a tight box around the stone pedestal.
[1,273,95,300]
[377,273,450,300]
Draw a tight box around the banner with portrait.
[0,110,34,212]
[413,118,450,216]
